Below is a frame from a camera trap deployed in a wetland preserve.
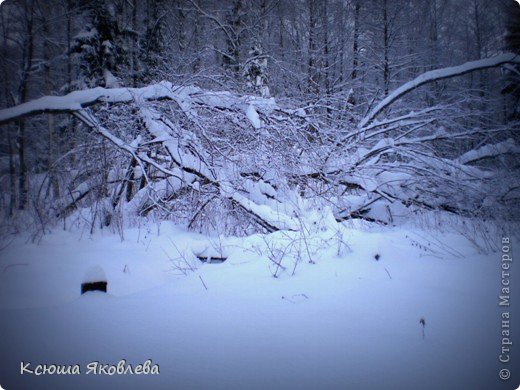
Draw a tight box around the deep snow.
[0,220,518,390]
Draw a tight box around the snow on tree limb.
[137,107,297,232]
[0,82,276,128]
[457,138,520,165]
[0,82,179,124]
[358,53,520,130]
[138,107,217,182]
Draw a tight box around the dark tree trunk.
[308,0,319,94]
[17,0,35,210]
[383,0,389,96]
[8,131,15,217]
[43,4,59,199]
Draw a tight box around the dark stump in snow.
[81,265,108,294]
[81,281,107,294]
[196,255,227,264]
[193,247,228,264]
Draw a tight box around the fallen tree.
[1,54,519,233]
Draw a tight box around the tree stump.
[81,266,108,294]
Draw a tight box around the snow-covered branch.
[0,82,276,128]
[358,53,520,129]
[0,82,178,124]
[457,138,520,165]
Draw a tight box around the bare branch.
[358,53,520,130]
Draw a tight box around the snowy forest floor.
[0,219,518,390]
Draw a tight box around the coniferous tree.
[503,0,520,120]
[70,0,122,88]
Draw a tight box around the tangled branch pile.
[1,54,519,236]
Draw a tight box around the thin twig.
[199,275,208,290]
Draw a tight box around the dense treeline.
[0,0,519,237]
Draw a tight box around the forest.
[0,0,518,239]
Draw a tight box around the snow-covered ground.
[0,220,518,389]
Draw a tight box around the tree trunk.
[1,5,15,215]
[352,0,360,86]
[338,1,345,86]
[43,3,59,199]
[8,131,15,217]
[307,0,319,95]
[382,0,389,96]
[177,0,186,54]
[132,0,138,87]
[223,0,242,77]
[17,0,35,210]
[323,0,330,96]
